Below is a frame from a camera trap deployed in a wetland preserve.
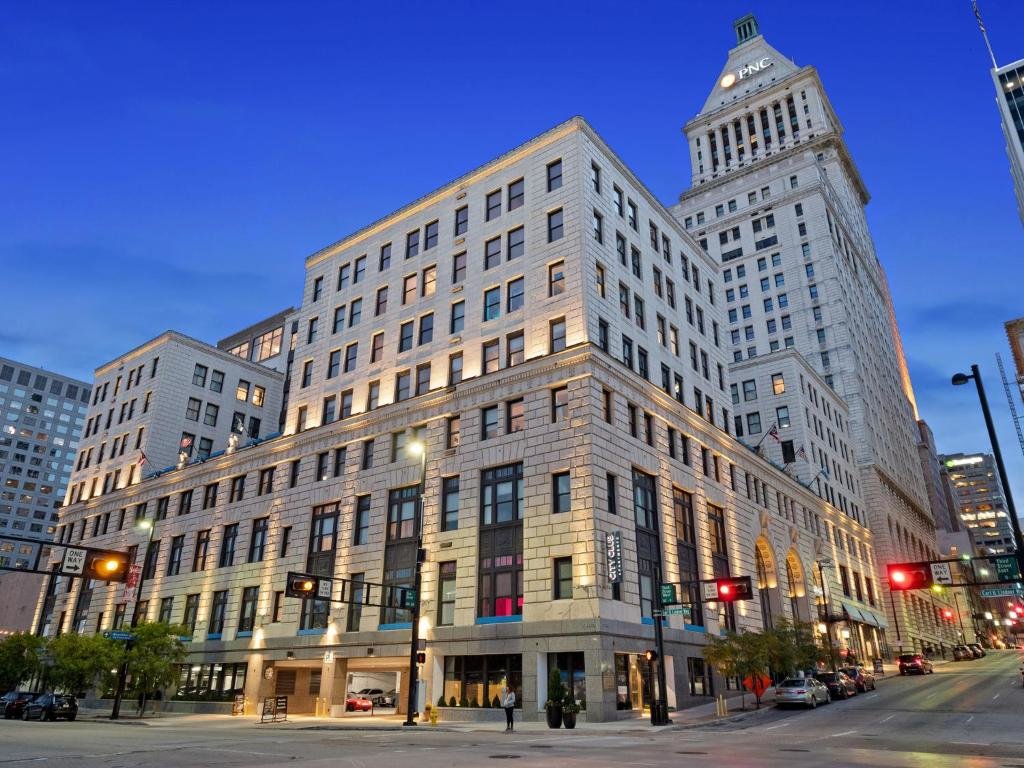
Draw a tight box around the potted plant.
[561,693,580,729]
[545,667,565,729]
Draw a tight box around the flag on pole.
[179,435,193,450]
[138,451,151,467]
[233,413,250,437]
[796,445,807,461]
[973,0,985,33]
[766,423,781,443]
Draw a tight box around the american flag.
[766,423,781,443]
[179,435,193,450]
[973,0,985,34]
[139,451,151,466]
[796,445,807,461]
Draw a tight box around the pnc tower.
[674,16,944,650]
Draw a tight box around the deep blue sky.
[3,2,1023,506]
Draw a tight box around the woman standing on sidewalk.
[501,685,516,732]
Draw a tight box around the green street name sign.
[659,584,678,606]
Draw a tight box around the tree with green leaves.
[0,632,43,692]
[47,632,119,696]
[765,620,822,680]
[703,630,771,709]
[126,622,187,716]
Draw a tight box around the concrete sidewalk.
[78,662,926,733]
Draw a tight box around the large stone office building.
[41,114,885,720]
[672,16,949,652]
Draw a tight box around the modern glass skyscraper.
[0,357,90,568]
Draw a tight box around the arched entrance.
[785,550,808,622]
[754,538,781,630]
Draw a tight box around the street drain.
[529,745,553,749]
[489,756,522,760]
[779,748,810,752]
[676,751,708,755]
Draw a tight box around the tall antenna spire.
[972,0,998,69]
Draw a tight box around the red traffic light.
[942,609,954,620]
[715,576,753,602]
[886,562,933,591]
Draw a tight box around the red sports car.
[345,694,373,712]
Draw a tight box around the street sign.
[103,630,136,642]
[980,587,1022,598]
[991,555,1022,582]
[317,578,333,600]
[61,547,87,576]
[403,588,417,609]
[930,562,953,585]
[701,581,719,602]
[659,583,678,606]
[662,606,692,617]
[606,531,623,585]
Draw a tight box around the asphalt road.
[1,650,1022,768]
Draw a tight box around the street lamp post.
[952,365,1024,579]
[110,518,155,720]
[403,440,428,727]
[952,590,969,642]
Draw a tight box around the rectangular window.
[482,339,500,374]
[552,472,571,513]
[452,251,466,283]
[454,205,469,235]
[486,189,502,221]
[506,397,524,432]
[446,415,460,449]
[547,159,562,191]
[547,209,564,242]
[353,496,370,544]
[229,475,245,502]
[554,557,573,599]
[507,226,524,260]
[219,523,239,567]
[441,476,460,532]
[549,317,566,353]
[406,229,419,259]
[193,529,210,571]
[551,386,568,422]
[506,331,524,367]
[438,561,457,626]
[249,517,269,562]
[481,405,499,439]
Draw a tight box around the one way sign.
[929,562,953,585]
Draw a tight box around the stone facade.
[42,118,883,721]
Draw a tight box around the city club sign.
[720,57,773,88]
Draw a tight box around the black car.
[2,691,40,719]
[21,694,78,721]
[813,671,858,699]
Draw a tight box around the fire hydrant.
[429,707,439,726]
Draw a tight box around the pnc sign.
[720,57,773,88]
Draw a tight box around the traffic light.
[715,576,753,602]
[285,571,319,599]
[942,608,954,620]
[886,562,933,591]
[85,549,130,582]
[416,652,426,665]
[644,649,658,663]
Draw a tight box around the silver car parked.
[775,677,830,708]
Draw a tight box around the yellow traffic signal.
[85,550,130,582]
[285,571,320,598]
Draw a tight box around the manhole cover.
[489,756,521,760]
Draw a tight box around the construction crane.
[995,352,1024,461]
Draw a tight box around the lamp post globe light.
[403,439,427,727]
[951,365,1024,579]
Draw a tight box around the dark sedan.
[813,671,858,699]
[2,691,39,720]
[21,694,78,721]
